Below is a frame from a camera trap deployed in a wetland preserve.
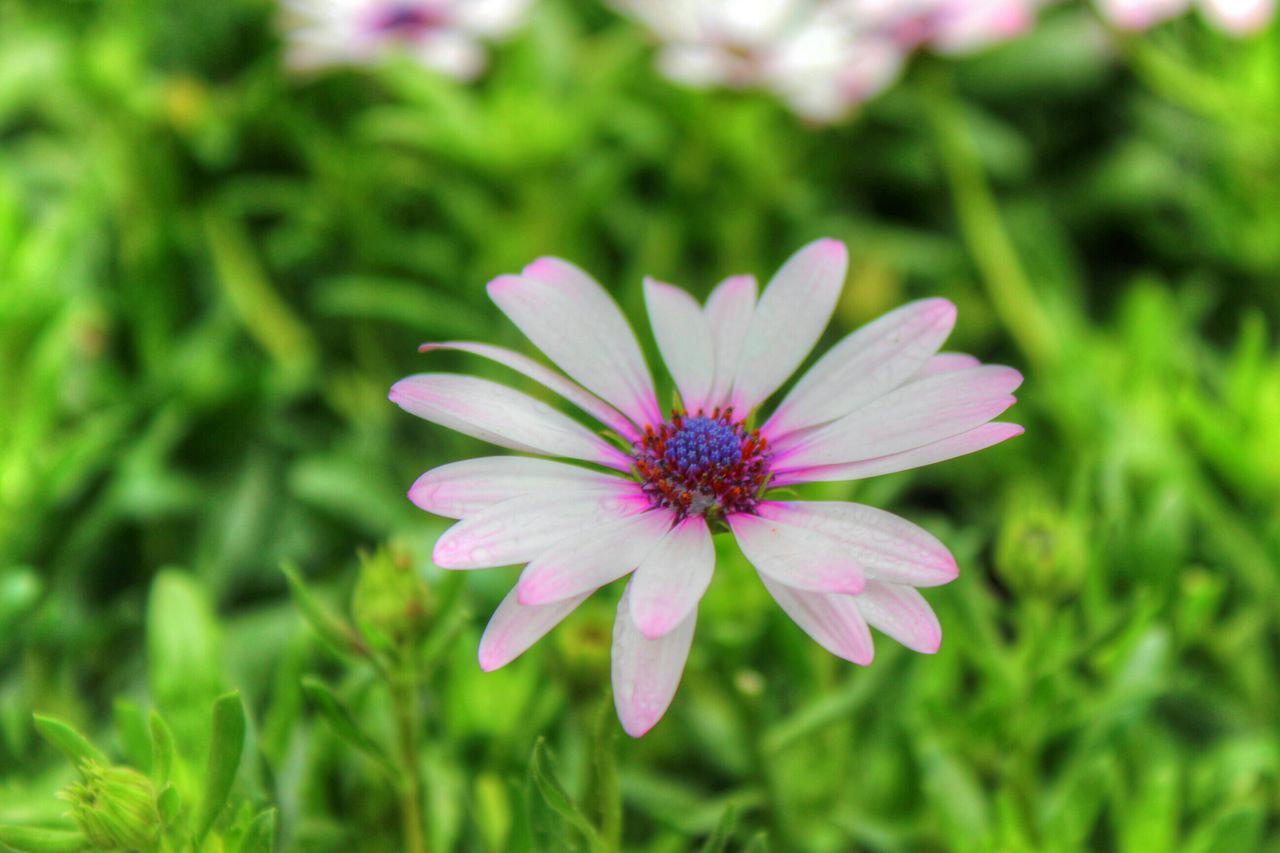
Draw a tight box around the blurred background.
[1,1,1278,850]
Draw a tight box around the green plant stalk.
[922,73,1060,370]
[391,671,428,853]
[740,682,792,849]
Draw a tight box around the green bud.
[59,762,161,851]
[995,489,1087,598]
[352,545,432,653]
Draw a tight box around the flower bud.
[995,489,1087,598]
[59,762,161,851]
[353,545,433,653]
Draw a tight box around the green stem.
[922,73,1060,371]
[740,684,793,848]
[391,673,428,853]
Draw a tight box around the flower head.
[1095,0,1274,33]
[391,239,1023,736]
[281,0,534,78]
[59,762,162,851]
[614,0,1044,121]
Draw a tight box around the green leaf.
[0,826,89,852]
[312,275,489,337]
[700,804,738,853]
[529,738,605,853]
[238,809,276,853]
[32,714,107,769]
[149,711,176,786]
[157,783,182,827]
[204,208,316,378]
[590,694,622,849]
[195,691,247,843]
[0,565,41,634]
[280,563,366,660]
[112,699,151,772]
[146,571,223,723]
[300,676,395,773]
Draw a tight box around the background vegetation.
[1,1,1278,850]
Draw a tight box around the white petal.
[628,516,715,639]
[409,456,634,519]
[778,365,1023,469]
[773,423,1024,485]
[390,374,629,469]
[488,264,662,427]
[644,279,715,413]
[412,32,486,80]
[1095,0,1190,30]
[704,274,757,409]
[912,352,981,380]
[419,342,638,440]
[728,513,866,595]
[855,582,942,653]
[454,0,534,36]
[757,573,874,665]
[612,581,696,738]
[754,502,958,587]
[658,44,739,88]
[730,239,848,414]
[516,510,674,605]
[433,491,649,569]
[478,586,590,671]
[764,298,957,437]
[1200,0,1275,34]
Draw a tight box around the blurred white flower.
[1095,0,1274,33]
[617,0,1044,122]
[840,0,1038,53]
[618,0,905,121]
[282,0,534,78]
[1094,0,1191,29]
[1199,0,1274,33]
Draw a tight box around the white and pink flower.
[281,0,534,78]
[612,0,906,121]
[1095,0,1274,33]
[391,239,1023,736]
[614,0,1046,121]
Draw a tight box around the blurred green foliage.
[1,0,1279,850]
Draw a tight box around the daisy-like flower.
[1095,0,1274,34]
[841,0,1040,55]
[281,0,534,78]
[391,239,1023,736]
[615,0,1046,122]
[613,0,907,122]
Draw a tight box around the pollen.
[632,408,772,521]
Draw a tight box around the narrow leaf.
[281,563,366,659]
[147,571,223,720]
[700,804,738,853]
[0,826,89,852]
[149,711,176,786]
[529,738,605,852]
[157,783,182,826]
[112,699,151,772]
[195,691,247,843]
[590,694,622,849]
[32,714,107,769]
[239,809,277,853]
[300,676,395,773]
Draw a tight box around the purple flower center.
[369,3,449,38]
[633,409,772,520]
